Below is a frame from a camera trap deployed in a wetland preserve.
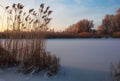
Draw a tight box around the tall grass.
[0,3,60,76]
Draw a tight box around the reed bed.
[0,3,60,76]
[0,38,60,75]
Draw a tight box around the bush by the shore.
[112,32,120,38]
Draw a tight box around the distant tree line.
[0,8,120,38]
[100,8,120,34]
[65,8,120,35]
[65,19,94,33]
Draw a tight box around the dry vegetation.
[0,3,60,76]
[64,8,120,38]
[111,62,120,81]
[112,32,120,38]
[65,19,94,34]
[78,32,93,38]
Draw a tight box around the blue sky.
[0,0,120,31]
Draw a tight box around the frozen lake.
[0,38,120,81]
[47,38,120,72]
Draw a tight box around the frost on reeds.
[0,3,60,76]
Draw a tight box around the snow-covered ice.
[0,39,120,81]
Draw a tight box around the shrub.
[112,32,120,38]
[79,32,93,38]
[93,33,102,38]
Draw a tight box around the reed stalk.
[0,3,60,76]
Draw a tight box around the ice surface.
[0,38,120,81]
[0,79,5,81]
[47,38,120,72]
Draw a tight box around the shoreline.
[0,66,112,81]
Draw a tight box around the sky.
[0,0,120,31]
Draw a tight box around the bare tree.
[65,19,94,33]
[101,8,120,34]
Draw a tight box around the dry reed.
[110,62,120,81]
[0,3,60,76]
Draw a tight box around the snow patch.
[24,77,30,80]
[0,79,6,81]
